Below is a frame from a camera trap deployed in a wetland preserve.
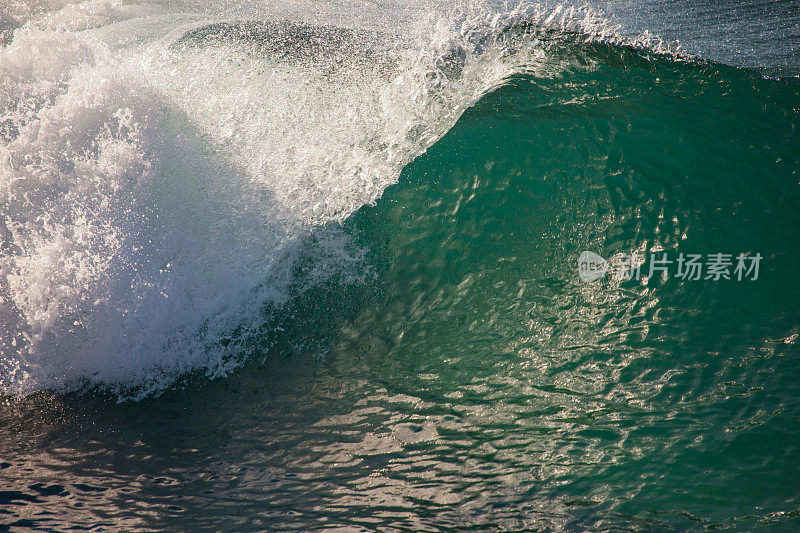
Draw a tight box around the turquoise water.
[1,1,800,530]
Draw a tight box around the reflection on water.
[2,311,798,530]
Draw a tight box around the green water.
[2,45,800,530]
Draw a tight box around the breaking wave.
[0,1,707,399]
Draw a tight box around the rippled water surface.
[1,0,799,530]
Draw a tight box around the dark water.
[2,0,800,530]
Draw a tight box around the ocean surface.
[1,0,799,530]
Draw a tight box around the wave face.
[0,1,670,398]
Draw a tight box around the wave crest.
[0,2,678,399]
